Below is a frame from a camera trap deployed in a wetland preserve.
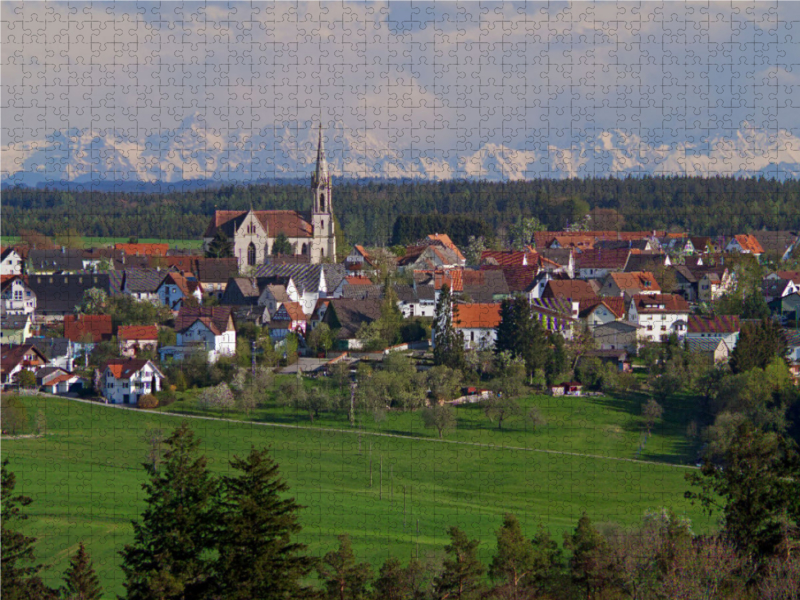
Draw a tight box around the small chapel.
[203,123,336,270]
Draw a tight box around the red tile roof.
[345,276,374,286]
[542,279,599,302]
[175,306,234,335]
[427,234,465,262]
[776,271,800,285]
[434,269,464,292]
[607,271,660,293]
[64,314,113,343]
[631,294,690,314]
[576,249,631,270]
[733,234,765,254]
[480,251,528,267]
[205,210,313,239]
[280,301,308,322]
[114,243,170,257]
[103,358,159,380]
[687,315,740,334]
[453,303,502,329]
[580,298,626,319]
[118,325,159,341]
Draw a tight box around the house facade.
[1,275,37,316]
[450,303,502,351]
[161,306,236,363]
[628,294,690,343]
[101,359,164,404]
[118,325,159,358]
[1,248,23,276]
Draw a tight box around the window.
[247,242,256,266]
[320,193,325,211]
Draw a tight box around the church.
[203,123,336,271]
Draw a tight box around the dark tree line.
[4,176,800,246]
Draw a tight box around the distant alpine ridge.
[3,114,799,187]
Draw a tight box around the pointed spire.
[314,118,329,187]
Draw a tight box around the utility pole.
[379,455,382,500]
[403,485,406,529]
[251,339,257,377]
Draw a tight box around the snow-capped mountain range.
[3,115,799,186]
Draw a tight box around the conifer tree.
[433,285,465,370]
[1,459,52,600]
[317,534,373,600]
[206,230,234,258]
[434,526,486,600]
[563,513,612,600]
[217,447,315,600]
[272,232,292,256]
[60,542,103,600]
[489,514,537,596]
[119,423,219,600]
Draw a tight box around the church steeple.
[313,122,330,190]
[312,120,331,214]
[310,118,335,262]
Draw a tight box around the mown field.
[4,393,715,598]
[0,236,202,250]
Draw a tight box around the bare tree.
[140,428,165,472]
[421,404,457,439]
[641,399,663,436]
[661,536,753,600]
[198,382,235,415]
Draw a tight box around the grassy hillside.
[4,395,715,598]
[0,236,202,250]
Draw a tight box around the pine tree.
[272,232,292,256]
[489,514,537,596]
[119,423,220,600]
[1,459,53,600]
[317,534,373,600]
[563,513,611,600]
[217,447,315,600]
[433,285,465,370]
[434,526,486,600]
[60,542,103,600]
[206,230,233,258]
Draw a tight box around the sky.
[2,1,799,182]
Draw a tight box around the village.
[2,222,800,404]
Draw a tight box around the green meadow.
[4,394,715,598]
[0,236,202,250]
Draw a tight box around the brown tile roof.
[687,315,740,335]
[542,279,599,302]
[114,243,170,257]
[324,298,383,339]
[480,251,528,267]
[632,294,690,314]
[64,314,114,343]
[607,271,660,294]
[776,271,800,285]
[280,302,308,322]
[160,272,202,298]
[426,234,465,262]
[118,325,159,341]
[453,303,502,329]
[579,297,626,319]
[480,265,537,293]
[575,249,630,270]
[103,358,160,380]
[535,230,664,249]
[1,343,48,375]
[733,234,765,254]
[175,306,234,335]
[345,276,374,286]
[205,210,313,239]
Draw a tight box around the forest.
[3,176,800,247]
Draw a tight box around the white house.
[1,248,23,276]
[448,303,502,351]
[161,306,236,363]
[101,359,164,404]
[155,272,203,310]
[628,294,691,343]
[1,276,37,316]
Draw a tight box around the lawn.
[4,395,715,598]
[160,376,706,466]
[0,236,202,250]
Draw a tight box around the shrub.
[155,390,176,408]
[137,394,159,409]
[17,370,37,389]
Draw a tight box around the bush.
[155,390,177,408]
[137,394,159,409]
[17,370,37,389]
